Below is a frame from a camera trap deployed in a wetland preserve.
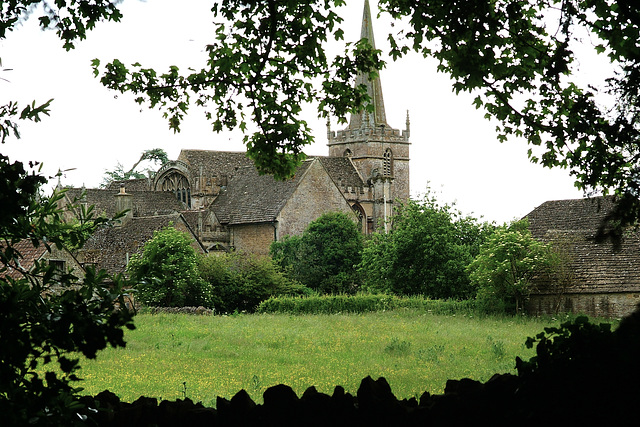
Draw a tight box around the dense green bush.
[127,225,212,308]
[468,219,556,314]
[198,251,310,313]
[360,194,494,299]
[271,212,363,294]
[257,293,477,315]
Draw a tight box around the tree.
[100,148,169,187]
[91,0,382,179]
[360,195,494,299]
[127,224,211,308]
[89,0,640,229]
[271,212,363,294]
[7,2,640,222]
[0,166,135,426]
[198,251,309,313]
[468,219,556,314]
[2,4,135,424]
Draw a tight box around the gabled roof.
[525,197,640,294]
[82,213,204,275]
[63,188,184,217]
[315,156,365,188]
[177,149,253,178]
[211,160,314,225]
[1,239,48,279]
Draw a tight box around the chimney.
[114,184,133,225]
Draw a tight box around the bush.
[360,195,494,299]
[468,219,556,314]
[271,212,363,294]
[198,252,310,313]
[127,225,212,308]
[256,293,477,315]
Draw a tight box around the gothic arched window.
[383,148,393,176]
[159,171,191,208]
[344,148,353,157]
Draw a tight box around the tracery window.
[160,171,191,208]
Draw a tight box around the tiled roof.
[106,178,152,192]
[63,188,184,217]
[525,197,640,294]
[211,160,313,225]
[82,214,200,275]
[527,196,617,238]
[1,239,48,279]
[177,150,253,179]
[314,156,365,188]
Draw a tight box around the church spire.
[348,0,389,130]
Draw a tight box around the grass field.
[75,310,578,407]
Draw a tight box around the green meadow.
[73,310,577,407]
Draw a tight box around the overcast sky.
[1,0,591,224]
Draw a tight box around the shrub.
[360,194,494,299]
[198,252,310,313]
[468,219,556,314]
[256,293,477,315]
[271,212,363,294]
[127,225,212,308]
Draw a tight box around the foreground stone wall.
[79,307,640,426]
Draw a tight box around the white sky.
[1,0,591,224]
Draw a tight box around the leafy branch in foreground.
[92,1,383,179]
[0,159,135,426]
[380,0,640,232]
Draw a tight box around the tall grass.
[75,310,565,407]
[256,293,477,315]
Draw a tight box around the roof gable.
[1,240,48,279]
[314,156,365,188]
[82,213,203,275]
[211,160,313,225]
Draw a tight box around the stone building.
[57,0,410,263]
[525,196,640,318]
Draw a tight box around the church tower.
[327,0,410,230]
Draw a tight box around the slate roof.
[106,178,152,192]
[315,156,365,188]
[82,213,203,275]
[63,188,184,217]
[525,197,640,294]
[177,150,253,178]
[211,160,313,225]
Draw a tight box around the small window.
[49,260,66,281]
[344,149,353,157]
[383,149,393,176]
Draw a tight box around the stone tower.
[327,0,410,230]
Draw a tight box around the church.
[61,0,410,271]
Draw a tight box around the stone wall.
[527,292,640,318]
[277,160,355,239]
[230,223,275,255]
